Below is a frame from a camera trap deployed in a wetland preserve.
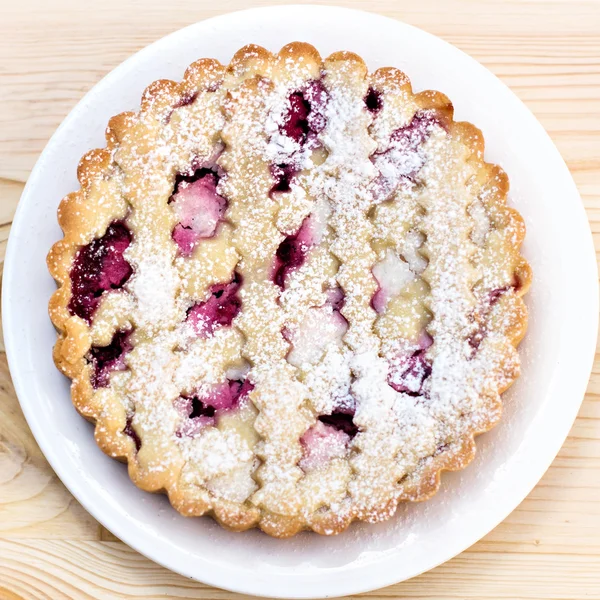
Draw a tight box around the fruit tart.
[48,43,531,537]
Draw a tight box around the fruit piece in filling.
[468,286,513,351]
[388,331,433,396]
[186,273,242,338]
[281,81,328,145]
[372,110,442,201]
[299,408,358,472]
[175,378,254,437]
[365,87,383,113]
[68,221,133,323]
[269,81,329,194]
[89,328,133,388]
[171,171,227,256]
[272,199,330,288]
[123,414,142,451]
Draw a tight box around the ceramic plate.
[3,5,597,598]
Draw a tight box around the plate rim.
[3,5,598,598]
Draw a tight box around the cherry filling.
[318,412,358,438]
[325,286,345,313]
[365,87,383,113]
[173,92,198,110]
[189,398,216,419]
[165,92,199,122]
[281,81,328,145]
[175,378,254,437]
[272,215,317,288]
[270,81,329,195]
[270,163,296,194]
[170,169,227,256]
[372,110,444,202]
[88,329,133,388]
[284,92,311,143]
[388,333,433,397]
[68,221,133,324]
[390,111,441,152]
[468,286,512,351]
[388,350,432,396]
[123,414,142,451]
[299,409,356,471]
[488,286,510,306]
[186,273,242,337]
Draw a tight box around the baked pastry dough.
[48,43,531,537]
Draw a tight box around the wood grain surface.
[1,0,599,598]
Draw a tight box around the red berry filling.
[318,411,358,438]
[389,351,432,396]
[175,378,254,437]
[283,92,311,144]
[170,169,227,256]
[186,273,242,337]
[390,111,440,153]
[173,92,198,110]
[468,286,512,351]
[372,110,443,202]
[272,215,317,288]
[299,413,354,471]
[123,414,141,451]
[325,286,345,313]
[365,87,382,113]
[89,329,133,388]
[68,221,133,323]
[388,333,433,396]
[281,81,328,144]
[270,81,329,195]
[165,92,199,123]
[270,163,296,194]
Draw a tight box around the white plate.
[3,5,597,598]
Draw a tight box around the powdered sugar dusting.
[54,45,529,535]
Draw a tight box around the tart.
[47,42,531,537]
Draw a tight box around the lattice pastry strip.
[218,45,328,535]
[48,43,530,537]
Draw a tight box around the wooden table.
[1,1,599,598]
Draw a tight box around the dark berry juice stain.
[388,349,432,397]
[270,163,296,194]
[171,167,218,198]
[468,286,512,352]
[319,412,359,438]
[186,272,243,336]
[272,232,309,288]
[89,329,133,388]
[390,111,442,153]
[272,213,317,289]
[325,286,346,313]
[165,92,199,123]
[176,377,255,437]
[173,92,198,110]
[68,221,133,323]
[189,397,216,419]
[283,92,311,143]
[365,87,382,113]
[270,81,329,195]
[123,414,142,451]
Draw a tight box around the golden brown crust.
[48,42,530,537]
